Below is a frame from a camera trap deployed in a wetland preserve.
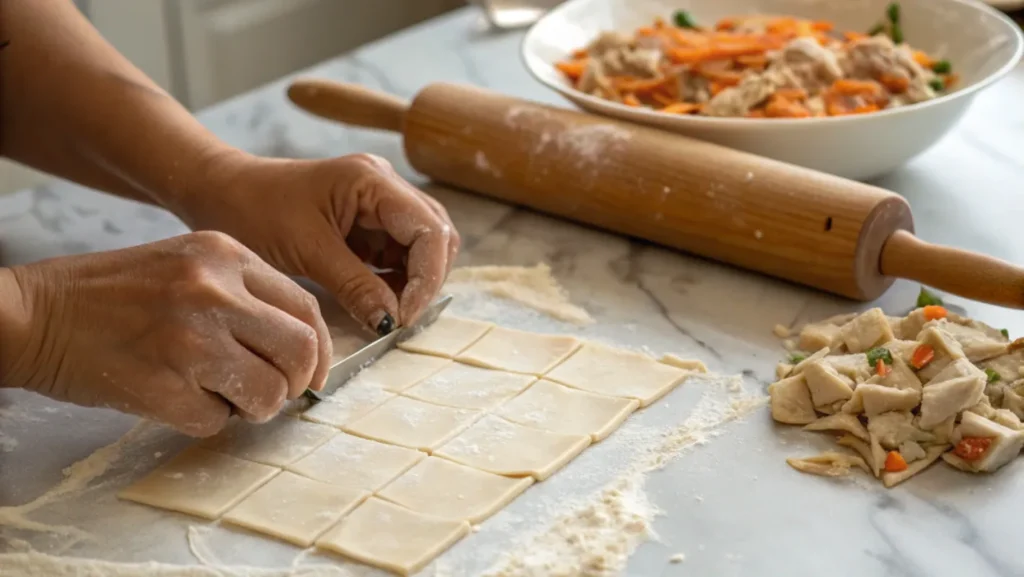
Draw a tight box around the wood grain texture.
[288,79,408,132]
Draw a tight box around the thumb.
[301,225,399,334]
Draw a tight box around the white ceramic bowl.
[522,0,1024,180]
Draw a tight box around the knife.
[303,295,454,402]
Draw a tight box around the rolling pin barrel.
[402,83,911,301]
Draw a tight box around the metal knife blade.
[304,294,453,402]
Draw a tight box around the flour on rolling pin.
[503,106,632,180]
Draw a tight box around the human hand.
[178,153,459,333]
[0,232,331,437]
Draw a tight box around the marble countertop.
[2,7,1024,577]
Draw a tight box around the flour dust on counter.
[770,288,1024,487]
[444,263,594,325]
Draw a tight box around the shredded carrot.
[622,93,642,107]
[944,73,961,89]
[661,102,701,114]
[774,88,809,101]
[736,54,768,69]
[884,451,908,473]
[879,73,911,94]
[651,91,676,106]
[812,21,835,32]
[911,345,935,370]
[922,305,948,321]
[571,48,589,59]
[746,108,767,118]
[765,96,811,118]
[555,60,587,81]
[832,79,884,96]
[875,358,891,377]
[844,31,868,42]
[716,18,737,31]
[613,76,671,93]
[954,437,993,462]
[912,50,933,67]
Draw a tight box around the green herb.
[788,353,807,364]
[673,10,698,29]
[985,368,1001,383]
[866,347,894,367]
[929,78,945,92]
[891,24,904,44]
[932,60,952,74]
[887,2,901,25]
[867,23,886,36]
[916,287,944,308]
[1001,328,1010,339]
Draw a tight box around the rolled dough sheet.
[222,471,368,548]
[117,446,279,520]
[456,327,580,375]
[546,343,689,407]
[301,382,395,428]
[495,379,639,441]
[434,415,590,480]
[402,362,536,410]
[316,496,470,576]
[287,432,424,492]
[198,415,337,467]
[349,349,452,393]
[343,396,483,452]
[398,316,493,358]
[377,456,534,523]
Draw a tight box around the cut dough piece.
[803,413,869,441]
[545,343,688,407]
[495,379,639,441]
[434,415,590,480]
[378,457,534,523]
[343,396,483,452]
[838,308,895,353]
[768,375,817,425]
[398,316,493,358]
[223,471,367,547]
[316,497,469,576]
[801,361,854,408]
[301,383,396,429]
[117,446,278,520]
[403,363,536,410]
[456,327,580,375]
[199,415,336,467]
[882,445,948,488]
[288,432,424,492]
[659,354,709,373]
[843,384,920,417]
[349,349,451,393]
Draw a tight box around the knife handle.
[287,79,409,133]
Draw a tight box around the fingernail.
[375,312,396,336]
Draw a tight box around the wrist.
[0,267,35,390]
[163,145,258,228]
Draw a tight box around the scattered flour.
[445,263,593,325]
[474,151,502,178]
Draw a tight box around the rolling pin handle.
[881,230,1024,309]
[287,79,409,133]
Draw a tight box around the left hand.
[178,152,460,333]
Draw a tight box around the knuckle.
[190,230,243,258]
[348,153,390,171]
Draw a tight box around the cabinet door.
[173,0,464,109]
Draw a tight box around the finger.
[418,193,461,278]
[243,260,332,393]
[196,338,290,423]
[150,374,233,438]
[302,220,400,333]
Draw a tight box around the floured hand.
[0,232,331,437]
[178,153,459,333]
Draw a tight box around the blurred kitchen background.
[0,0,471,194]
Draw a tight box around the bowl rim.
[520,0,1024,127]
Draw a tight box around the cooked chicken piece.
[915,328,967,382]
[844,36,936,104]
[791,347,830,374]
[924,358,986,387]
[844,384,919,417]
[980,349,1024,382]
[919,375,986,429]
[898,440,927,464]
[676,69,712,104]
[922,320,1007,362]
[578,59,611,94]
[600,48,662,78]
[787,451,870,477]
[823,353,872,383]
[868,411,934,449]
[865,356,922,391]
[803,413,869,441]
[586,31,633,56]
[767,37,844,95]
[703,69,783,117]
[882,445,948,488]
[838,308,895,353]
[768,374,817,425]
[803,361,855,408]
[837,434,877,476]
[944,411,1024,473]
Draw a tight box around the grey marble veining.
[2,7,1024,577]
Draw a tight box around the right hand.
[0,231,332,437]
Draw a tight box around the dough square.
[222,471,368,548]
[398,316,493,358]
[495,379,639,442]
[117,446,278,520]
[301,382,396,429]
[377,456,534,524]
[288,432,424,492]
[434,415,591,480]
[545,343,689,407]
[198,415,337,467]
[316,497,469,576]
[402,362,537,410]
[350,349,452,393]
[343,396,483,452]
[455,327,580,375]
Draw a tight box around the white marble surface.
[2,7,1024,577]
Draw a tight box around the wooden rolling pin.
[287,79,1024,309]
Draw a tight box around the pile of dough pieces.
[770,306,1024,488]
[118,316,706,575]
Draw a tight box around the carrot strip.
[911,345,936,370]
[765,96,811,118]
[775,88,809,101]
[832,79,884,96]
[555,60,587,81]
[879,73,910,94]
[661,102,701,114]
[884,451,908,473]
[622,93,642,107]
[923,305,948,321]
